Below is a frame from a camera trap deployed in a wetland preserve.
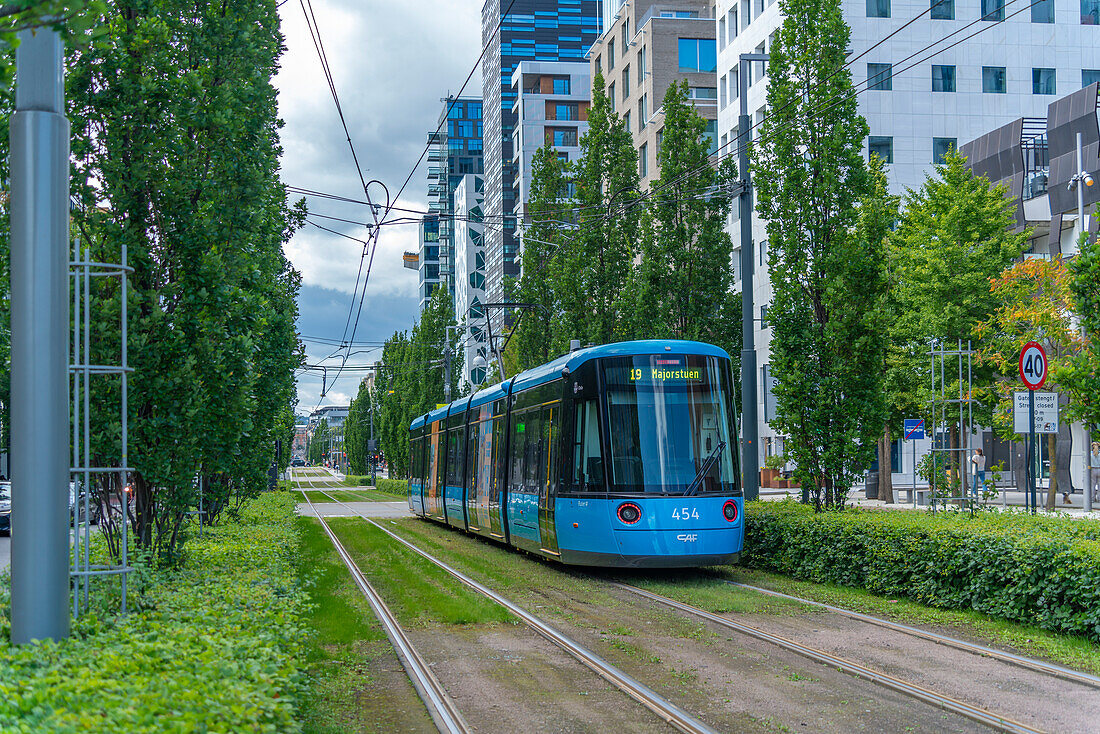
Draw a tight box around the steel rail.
[721,580,1100,690]
[293,471,472,734]
[301,483,717,734]
[615,583,1044,734]
[361,515,719,734]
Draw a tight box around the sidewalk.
[760,486,1100,518]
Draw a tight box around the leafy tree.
[752,0,888,510]
[975,258,1082,508]
[1065,233,1100,433]
[0,1,107,88]
[308,419,329,465]
[632,81,738,350]
[512,146,570,370]
[60,0,303,558]
[345,378,375,476]
[892,150,1027,493]
[556,70,639,347]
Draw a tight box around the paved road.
[297,500,411,519]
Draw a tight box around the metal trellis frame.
[928,339,977,514]
[69,239,134,617]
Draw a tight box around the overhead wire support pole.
[739,53,767,505]
[11,26,71,643]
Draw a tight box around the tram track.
[715,579,1100,691]
[293,473,472,734]
[614,583,1044,734]
[300,481,719,734]
[297,481,1064,733]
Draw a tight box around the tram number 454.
[672,507,699,520]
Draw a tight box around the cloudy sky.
[275,1,483,414]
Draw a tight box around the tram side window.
[524,411,543,492]
[435,430,447,491]
[510,412,526,489]
[543,406,558,496]
[446,429,461,486]
[572,400,603,490]
[467,424,479,498]
[491,412,505,496]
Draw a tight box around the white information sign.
[1013,391,1059,434]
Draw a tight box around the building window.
[660,9,699,16]
[622,25,628,55]
[983,66,1007,93]
[548,127,578,147]
[1032,0,1054,21]
[982,0,1005,20]
[639,95,647,129]
[706,119,718,155]
[1085,0,1100,23]
[760,305,769,328]
[742,0,751,26]
[608,82,616,111]
[868,63,893,91]
[756,0,764,16]
[656,128,663,155]
[639,142,648,178]
[555,103,578,120]
[622,65,630,98]
[1085,69,1100,87]
[867,0,890,17]
[595,55,601,75]
[1033,67,1056,94]
[638,46,646,79]
[719,17,726,49]
[609,42,615,70]
[730,7,739,37]
[721,74,728,107]
[933,137,957,163]
[869,135,893,163]
[553,77,571,95]
[731,67,740,100]
[623,111,631,133]
[762,364,776,423]
[932,65,956,92]
[931,0,955,19]
[689,86,717,99]
[678,38,718,73]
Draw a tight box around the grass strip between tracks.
[296,517,435,734]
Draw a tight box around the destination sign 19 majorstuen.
[626,366,703,382]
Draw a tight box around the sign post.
[904,419,925,507]
[1019,342,1048,514]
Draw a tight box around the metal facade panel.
[1046,85,1100,216]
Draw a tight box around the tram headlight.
[723,500,738,522]
[617,502,642,525]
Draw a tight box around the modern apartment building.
[453,174,490,388]
[511,60,591,252]
[481,0,600,311]
[415,96,484,311]
[716,0,1100,471]
[588,0,719,187]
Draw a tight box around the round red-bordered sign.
[1018,341,1048,390]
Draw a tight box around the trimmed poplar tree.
[751,0,887,510]
[632,81,738,349]
[557,71,639,347]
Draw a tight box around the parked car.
[0,481,9,535]
[290,457,305,467]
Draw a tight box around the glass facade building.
[480,0,600,311]
[420,96,484,310]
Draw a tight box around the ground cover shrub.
[742,500,1100,641]
[340,476,406,499]
[0,491,309,733]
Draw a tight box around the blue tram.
[407,340,743,567]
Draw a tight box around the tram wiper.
[683,441,725,497]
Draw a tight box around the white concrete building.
[454,174,489,389]
[714,0,1100,485]
[511,60,591,260]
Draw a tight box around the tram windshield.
[602,355,737,495]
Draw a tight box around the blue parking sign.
[903,419,925,440]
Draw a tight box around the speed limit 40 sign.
[1019,341,1048,390]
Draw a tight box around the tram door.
[538,403,560,554]
[488,405,506,538]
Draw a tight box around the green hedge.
[743,500,1100,641]
[0,492,309,732]
[342,476,408,498]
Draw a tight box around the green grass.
[328,518,515,626]
[712,566,1100,677]
[295,518,434,734]
[622,573,819,617]
[296,488,397,503]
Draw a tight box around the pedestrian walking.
[1091,442,1100,504]
[970,448,986,499]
